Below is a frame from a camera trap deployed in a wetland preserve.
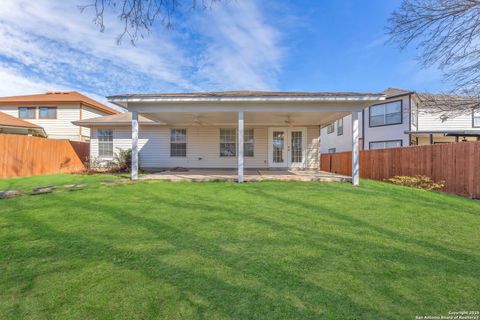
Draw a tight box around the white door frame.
[268,127,307,169]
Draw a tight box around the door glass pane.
[272,131,284,163]
[291,131,303,163]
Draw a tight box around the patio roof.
[108,90,385,109]
[104,90,372,184]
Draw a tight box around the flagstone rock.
[32,186,56,194]
[0,190,22,199]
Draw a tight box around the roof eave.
[0,125,47,137]
[72,121,162,127]
[108,95,386,105]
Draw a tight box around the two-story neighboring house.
[320,88,480,153]
[0,92,119,141]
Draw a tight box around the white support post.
[351,111,360,186]
[238,111,244,183]
[131,111,139,180]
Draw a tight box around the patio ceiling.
[141,111,352,126]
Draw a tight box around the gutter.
[0,125,47,137]
[72,121,163,127]
[108,95,386,104]
[405,130,480,136]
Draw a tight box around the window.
[244,128,254,157]
[39,106,57,119]
[327,122,335,134]
[272,131,284,163]
[170,128,187,157]
[337,118,343,136]
[18,107,36,119]
[98,129,113,158]
[369,100,402,127]
[369,140,402,150]
[220,128,237,157]
[474,107,480,127]
[290,131,303,163]
[328,148,336,154]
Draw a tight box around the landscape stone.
[31,185,56,194]
[0,190,22,199]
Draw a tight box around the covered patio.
[107,91,386,185]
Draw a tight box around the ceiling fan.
[192,116,210,126]
[284,115,295,127]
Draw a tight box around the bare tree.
[388,0,480,113]
[79,0,218,45]
[415,93,480,118]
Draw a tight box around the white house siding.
[81,105,111,140]
[91,126,320,169]
[417,109,480,131]
[319,112,362,153]
[1,104,80,140]
[1,103,112,141]
[363,95,411,149]
[306,127,320,168]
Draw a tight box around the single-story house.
[0,111,47,137]
[74,91,386,184]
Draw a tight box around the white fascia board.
[71,122,163,127]
[110,95,385,104]
[124,102,375,113]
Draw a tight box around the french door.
[268,127,307,168]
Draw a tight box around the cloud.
[0,62,121,110]
[364,35,389,49]
[190,1,284,90]
[0,0,286,102]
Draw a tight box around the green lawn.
[1,175,479,319]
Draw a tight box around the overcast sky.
[0,0,449,107]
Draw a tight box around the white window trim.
[369,140,403,150]
[327,122,335,134]
[18,106,36,119]
[244,128,254,157]
[170,128,187,157]
[473,107,480,128]
[219,128,255,157]
[39,106,57,119]
[98,128,114,159]
[220,128,237,157]
[337,118,343,136]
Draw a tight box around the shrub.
[112,148,132,172]
[78,149,132,174]
[386,175,445,191]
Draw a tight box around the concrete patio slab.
[140,169,351,182]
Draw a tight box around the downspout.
[361,109,365,150]
[318,125,321,170]
[408,94,412,145]
[79,102,83,141]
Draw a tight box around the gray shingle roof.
[382,88,415,98]
[108,90,384,100]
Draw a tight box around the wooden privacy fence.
[320,142,480,198]
[0,134,89,178]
